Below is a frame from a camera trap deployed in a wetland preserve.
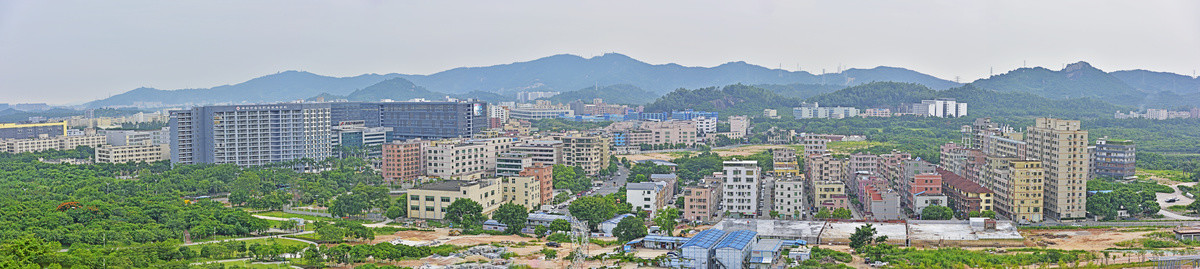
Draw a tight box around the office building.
[104,129,169,146]
[792,102,859,119]
[424,138,517,179]
[0,121,66,139]
[330,101,488,141]
[331,121,391,157]
[556,133,611,175]
[1025,118,1087,221]
[510,140,563,166]
[722,160,761,217]
[910,98,967,118]
[406,179,502,220]
[1090,137,1136,179]
[381,140,426,182]
[862,108,892,117]
[516,91,560,102]
[169,103,332,166]
[694,116,718,134]
[496,152,535,177]
[510,101,573,120]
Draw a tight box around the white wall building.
[911,98,967,118]
[722,160,761,217]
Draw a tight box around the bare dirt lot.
[619,144,789,162]
[1022,228,1158,251]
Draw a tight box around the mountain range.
[83,53,1199,110]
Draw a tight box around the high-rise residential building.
[169,103,332,166]
[683,184,719,222]
[722,160,761,216]
[519,165,554,205]
[329,101,488,141]
[910,98,967,117]
[1090,137,1136,179]
[406,179,502,220]
[1025,118,1088,221]
[981,157,1044,223]
[501,175,541,210]
[556,133,610,175]
[773,176,805,218]
[793,102,860,119]
[772,149,800,177]
[0,121,66,139]
[694,116,718,134]
[381,140,425,182]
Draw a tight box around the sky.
[1,0,1198,105]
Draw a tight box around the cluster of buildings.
[940,118,1120,223]
[0,121,174,164]
[792,98,968,119]
[1115,108,1200,120]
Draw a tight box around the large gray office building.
[330,101,488,140]
[170,103,333,166]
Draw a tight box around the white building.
[729,116,750,137]
[694,116,718,134]
[628,181,667,215]
[773,178,805,218]
[911,98,967,118]
[723,160,761,217]
[792,102,860,119]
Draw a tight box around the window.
[441,197,451,202]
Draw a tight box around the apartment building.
[800,134,830,156]
[425,138,518,179]
[381,140,426,182]
[729,116,749,137]
[805,154,845,182]
[639,121,698,146]
[772,149,800,178]
[810,180,850,211]
[0,121,66,139]
[846,153,880,179]
[773,176,805,218]
[1025,118,1088,221]
[1090,137,1136,179]
[556,133,611,175]
[169,103,332,166]
[694,116,718,134]
[849,172,902,220]
[519,165,554,204]
[497,152,535,177]
[722,160,761,216]
[95,144,169,163]
[407,179,502,220]
[502,176,542,210]
[939,168,994,217]
[684,184,719,222]
[981,157,1044,223]
[629,182,668,215]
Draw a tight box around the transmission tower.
[569,219,590,268]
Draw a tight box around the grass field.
[210,259,296,268]
[252,211,370,225]
[1139,169,1195,182]
[823,141,895,154]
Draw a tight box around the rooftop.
[938,168,992,194]
[715,230,758,250]
[627,182,661,191]
[713,219,824,240]
[528,213,571,222]
[681,229,728,249]
[751,239,783,252]
[412,180,472,191]
[602,214,635,225]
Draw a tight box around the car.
[1168,198,1179,203]
[546,242,561,247]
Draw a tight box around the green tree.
[922,205,954,220]
[815,208,832,219]
[613,216,647,242]
[549,219,571,232]
[445,199,485,230]
[533,225,548,237]
[832,208,852,219]
[493,203,530,234]
[569,196,617,231]
[849,223,878,250]
[653,207,681,236]
[385,206,405,219]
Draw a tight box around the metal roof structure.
[528,213,571,222]
[714,230,758,250]
[602,213,636,225]
[644,235,690,244]
[681,229,728,249]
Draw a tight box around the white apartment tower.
[722,160,761,217]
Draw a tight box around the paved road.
[1157,182,1198,220]
[593,165,629,197]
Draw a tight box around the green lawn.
[826,141,895,154]
[1139,169,1195,182]
[210,259,296,268]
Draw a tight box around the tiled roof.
[937,168,992,194]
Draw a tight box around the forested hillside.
[543,84,660,105]
[643,84,804,116]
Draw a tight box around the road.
[1157,182,1198,220]
[593,165,629,197]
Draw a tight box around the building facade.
[381,140,426,181]
[407,179,502,220]
[1025,118,1087,221]
[95,144,169,163]
[502,176,541,210]
[683,184,719,222]
[1090,137,1135,179]
[170,103,333,166]
[981,157,1044,223]
[722,160,761,216]
[556,133,611,175]
[0,121,66,140]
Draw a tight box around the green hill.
[542,84,659,105]
[643,84,804,116]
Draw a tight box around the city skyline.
[1,0,1198,104]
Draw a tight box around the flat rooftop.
[820,222,908,242]
[412,180,471,191]
[713,219,824,240]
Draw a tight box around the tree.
[613,216,647,242]
[832,208,852,219]
[922,205,954,220]
[445,199,485,229]
[534,225,548,237]
[569,196,617,230]
[493,203,530,234]
[769,210,780,219]
[385,206,405,220]
[969,210,997,218]
[849,223,878,249]
[549,219,571,232]
[653,207,680,236]
[815,208,832,219]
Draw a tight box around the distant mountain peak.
[1063,61,1096,72]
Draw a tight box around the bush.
[546,232,572,243]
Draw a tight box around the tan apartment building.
[95,144,169,163]
[982,157,1044,223]
[407,179,502,220]
[639,121,697,146]
[2,134,106,153]
[519,165,554,204]
[501,176,541,210]
[382,140,425,182]
[424,138,518,179]
[683,184,719,222]
[805,154,846,182]
[556,133,611,175]
[810,180,850,211]
[1025,118,1088,221]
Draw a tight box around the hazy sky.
[1,0,1198,104]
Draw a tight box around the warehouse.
[714,230,759,269]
